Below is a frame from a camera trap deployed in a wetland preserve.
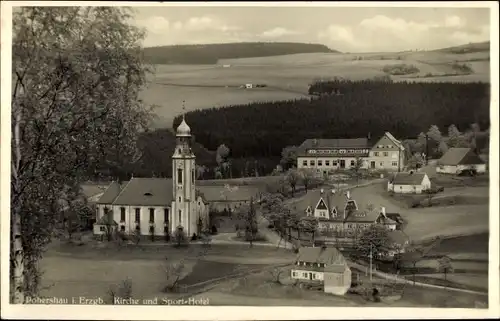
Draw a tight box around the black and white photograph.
[1,1,498,320]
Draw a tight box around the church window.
[135,208,140,222]
[164,208,169,222]
[178,210,182,223]
[178,196,182,202]
[120,207,126,222]
[177,169,183,184]
[192,169,195,184]
[149,208,155,223]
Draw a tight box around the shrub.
[108,278,133,304]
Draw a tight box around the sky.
[132,5,491,52]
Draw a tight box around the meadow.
[141,49,490,129]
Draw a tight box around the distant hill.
[434,41,490,54]
[142,42,337,65]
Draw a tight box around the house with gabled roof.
[368,132,406,171]
[387,171,431,194]
[436,147,487,174]
[298,188,399,237]
[291,245,351,295]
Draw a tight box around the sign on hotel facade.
[307,149,371,155]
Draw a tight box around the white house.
[94,118,210,239]
[291,246,351,296]
[436,148,487,174]
[387,172,431,194]
[245,83,253,89]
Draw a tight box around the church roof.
[97,177,211,207]
[176,118,191,137]
[97,181,129,204]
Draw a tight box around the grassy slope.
[142,42,490,128]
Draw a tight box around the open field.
[40,241,295,301]
[141,49,489,128]
[189,268,487,307]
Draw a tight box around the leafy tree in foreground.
[356,225,391,259]
[10,7,152,303]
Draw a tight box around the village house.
[387,171,431,194]
[296,132,405,175]
[296,189,400,236]
[291,246,352,296]
[436,147,487,175]
[94,118,210,239]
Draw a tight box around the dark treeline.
[173,80,490,160]
[142,42,336,65]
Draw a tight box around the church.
[93,117,210,239]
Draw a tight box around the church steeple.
[171,100,197,235]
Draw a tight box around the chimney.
[320,188,324,194]
[346,190,351,200]
[381,206,386,217]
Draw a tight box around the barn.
[436,148,487,174]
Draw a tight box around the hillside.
[140,41,490,129]
[142,42,337,65]
[172,80,490,160]
[434,41,490,54]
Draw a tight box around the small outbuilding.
[387,172,431,194]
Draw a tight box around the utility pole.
[369,243,373,282]
[425,134,429,166]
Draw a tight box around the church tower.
[171,114,197,236]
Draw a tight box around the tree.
[437,256,454,284]
[285,168,301,197]
[195,165,207,180]
[244,197,258,248]
[357,225,391,259]
[299,168,315,193]
[427,125,443,158]
[407,153,425,170]
[280,145,298,170]
[447,124,462,147]
[216,144,230,178]
[438,141,449,157]
[174,228,187,247]
[350,157,364,185]
[269,267,284,284]
[108,278,133,304]
[164,262,185,292]
[415,132,428,155]
[10,7,152,303]
[301,216,319,245]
